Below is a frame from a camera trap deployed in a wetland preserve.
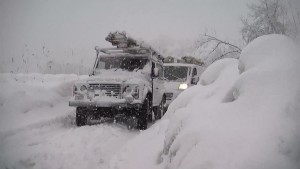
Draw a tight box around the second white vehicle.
[163,63,205,106]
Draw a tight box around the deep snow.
[109,35,300,169]
[0,73,85,132]
[0,73,138,169]
[0,35,300,169]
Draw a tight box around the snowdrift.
[0,73,87,132]
[0,74,140,169]
[110,35,300,169]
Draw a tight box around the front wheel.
[137,96,151,130]
[76,107,88,126]
[154,95,166,120]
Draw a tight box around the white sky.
[0,0,299,70]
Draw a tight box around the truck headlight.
[73,84,87,100]
[80,85,88,92]
[73,85,78,95]
[125,86,132,93]
[178,83,188,90]
[123,85,139,100]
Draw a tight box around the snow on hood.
[78,70,150,85]
[109,35,300,169]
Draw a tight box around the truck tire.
[76,107,88,126]
[137,96,151,130]
[154,95,166,120]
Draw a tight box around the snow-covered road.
[0,114,138,169]
[0,74,139,169]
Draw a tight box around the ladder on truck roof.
[95,31,162,57]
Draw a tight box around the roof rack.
[95,31,163,58]
[95,47,151,55]
[105,31,137,48]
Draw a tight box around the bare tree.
[241,0,293,43]
[286,0,300,39]
[194,34,242,66]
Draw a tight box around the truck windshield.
[96,56,148,71]
[164,66,189,81]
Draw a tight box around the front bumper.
[69,98,142,108]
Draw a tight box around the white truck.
[69,32,167,129]
[163,63,205,106]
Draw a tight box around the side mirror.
[153,68,159,77]
[191,77,199,85]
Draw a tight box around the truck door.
[191,67,199,85]
[152,63,164,106]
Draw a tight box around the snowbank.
[111,35,300,169]
[0,73,140,169]
[0,73,88,132]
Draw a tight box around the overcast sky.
[0,0,299,71]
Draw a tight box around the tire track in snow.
[0,112,139,169]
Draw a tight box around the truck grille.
[89,84,121,98]
[165,93,173,100]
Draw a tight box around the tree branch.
[208,41,222,55]
[219,50,241,58]
[203,34,242,52]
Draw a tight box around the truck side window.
[192,68,197,77]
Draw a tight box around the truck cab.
[163,63,205,106]
[69,32,166,129]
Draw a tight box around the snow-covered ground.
[0,73,80,132]
[1,35,300,169]
[109,35,300,169]
[0,73,138,169]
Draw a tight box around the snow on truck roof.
[96,48,163,62]
[96,31,164,60]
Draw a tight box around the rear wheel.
[76,107,88,126]
[137,96,151,130]
[154,95,166,120]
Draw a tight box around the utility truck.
[69,32,166,129]
[163,63,205,106]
